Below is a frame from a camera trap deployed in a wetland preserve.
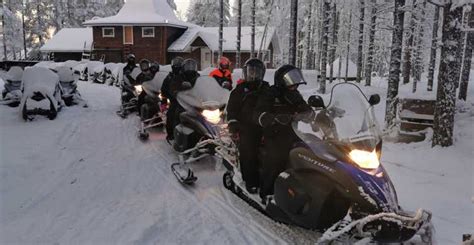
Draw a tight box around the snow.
[2,66,23,81]
[19,67,61,111]
[40,28,93,53]
[0,67,473,244]
[83,0,190,28]
[325,58,357,78]
[168,26,276,53]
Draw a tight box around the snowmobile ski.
[171,163,197,184]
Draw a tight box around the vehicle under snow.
[1,66,24,107]
[55,66,86,107]
[19,66,63,121]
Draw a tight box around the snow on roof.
[168,26,276,52]
[40,28,92,53]
[83,0,190,28]
[326,58,357,78]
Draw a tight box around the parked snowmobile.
[104,63,124,86]
[20,67,63,121]
[0,66,23,107]
[171,76,230,184]
[222,83,433,244]
[54,66,86,107]
[138,71,169,141]
[117,67,142,118]
[87,61,105,83]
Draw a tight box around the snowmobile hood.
[177,76,230,112]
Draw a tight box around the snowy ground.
[0,73,473,244]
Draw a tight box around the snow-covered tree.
[432,1,465,147]
[427,5,440,91]
[318,0,330,94]
[356,0,365,83]
[186,0,230,27]
[458,5,473,101]
[385,0,405,129]
[364,0,376,86]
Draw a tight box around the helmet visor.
[140,62,150,71]
[282,69,307,87]
[245,65,264,82]
[220,63,229,70]
[172,58,183,67]
[183,60,198,72]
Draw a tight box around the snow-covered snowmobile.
[20,66,63,121]
[171,76,230,184]
[117,67,142,118]
[87,61,105,84]
[104,63,124,86]
[0,66,23,107]
[137,71,169,141]
[54,66,86,107]
[222,82,433,244]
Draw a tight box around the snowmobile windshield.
[292,83,381,152]
[143,71,168,95]
[177,76,230,112]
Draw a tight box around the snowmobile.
[54,66,86,107]
[0,66,23,107]
[104,63,124,86]
[117,67,142,118]
[20,66,63,121]
[221,82,433,244]
[137,71,169,141]
[87,61,106,84]
[170,76,230,184]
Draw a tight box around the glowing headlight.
[348,149,380,169]
[202,109,221,124]
[134,85,143,93]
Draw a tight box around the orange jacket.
[209,68,232,83]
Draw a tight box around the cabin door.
[200,47,212,70]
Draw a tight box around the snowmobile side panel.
[173,124,200,152]
[274,169,351,230]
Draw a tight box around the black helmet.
[182,58,198,72]
[274,65,307,89]
[139,59,151,71]
[150,62,160,73]
[171,56,184,73]
[127,53,136,62]
[243,58,265,82]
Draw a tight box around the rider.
[252,64,311,202]
[121,54,138,105]
[162,57,184,141]
[162,58,199,141]
[136,59,155,114]
[227,58,269,194]
[209,56,233,90]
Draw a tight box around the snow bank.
[3,66,23,81]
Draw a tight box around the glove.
[181,81,192,90]
[294,110,315,123]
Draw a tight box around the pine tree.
[319,0,330,94]
[385,0,405,129]
[402,0,417,85]
[289,0,298,65]
[356,0,365,83]
[412,0,427,92]
[432,2,464,147]
[458,5,473,101]
[364,0,376,86]
[427,5,440,91]
[186,0,230,27]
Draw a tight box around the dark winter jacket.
[252,86,311,136]
[227,80,270,131]
[136,71,154,85]
[123,63,137,85]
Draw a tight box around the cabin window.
[123,26,133,44]
[142,27,155,38]
[102,27,115,38]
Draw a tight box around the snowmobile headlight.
[349,149,380,170]
[134,85,143,94]
[202,109,221,124]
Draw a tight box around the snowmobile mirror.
[308,95,325,109]
[368,94,380,106]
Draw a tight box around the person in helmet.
[136,59,154,84]
[226,58,270,194]
[123,53,137,85]
[161,58,199,142]
[209,56,233,90]
[252,64,312,203]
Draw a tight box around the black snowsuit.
[121,63,137,104]
[161,71,199,139]
[227,80,270,188]
[135,71,155,114]
[252,86,311,197]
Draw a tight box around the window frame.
[123,26,134,45]
[141,27,155,38]
[102,27,115,38]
